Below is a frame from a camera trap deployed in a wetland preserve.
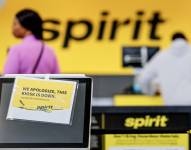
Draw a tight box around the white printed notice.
[6,77,77,125]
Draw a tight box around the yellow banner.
[1,0,191,74]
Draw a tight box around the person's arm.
[137,53,161,95]
[3,47,20,74]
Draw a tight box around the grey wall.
[89,75,134,97]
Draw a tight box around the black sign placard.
[104,113,190,132]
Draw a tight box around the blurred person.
[4,9,60,74]
[137,32,191,105]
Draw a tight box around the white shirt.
[137,39,191,105]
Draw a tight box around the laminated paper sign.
[6,77,77,125]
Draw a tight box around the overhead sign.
[0,0,191,74]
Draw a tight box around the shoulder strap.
[32,43,44,74]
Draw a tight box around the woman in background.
[4,9,60,74]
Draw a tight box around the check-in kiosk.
[0,74,92,150]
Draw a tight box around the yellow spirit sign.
[1,0,191,74]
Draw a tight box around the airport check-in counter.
[91,106,191,150]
